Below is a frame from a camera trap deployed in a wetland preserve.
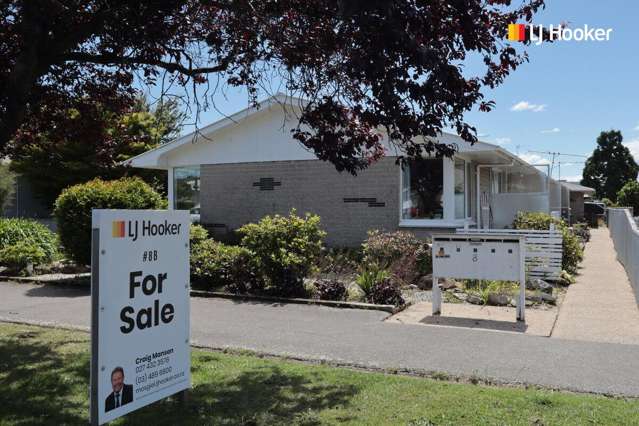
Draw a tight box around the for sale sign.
[90,209,190,425]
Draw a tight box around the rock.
[416,274,433,290]
[406,284,419,290]
[527,278,553,294]
[487,293,509,306]
[526,294,542,303]
[467,294,483,305]
[540,293,557,305]
[454,293,468,302]
[346,282,366,302]
[525,300,535,307]
[440,278,459,290]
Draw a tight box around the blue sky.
[150,1,639,182]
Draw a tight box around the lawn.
[1,322,638,425]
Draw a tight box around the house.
[126,94,559,246]
[558,181,596,223]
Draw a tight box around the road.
[2,281,639,397]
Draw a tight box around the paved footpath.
[2,282,639,397]
[552,227,639,344]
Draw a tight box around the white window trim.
[399,156,476,228]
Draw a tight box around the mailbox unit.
[431,233,526,321]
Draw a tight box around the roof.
[123,93,528,170]
[560,181,596,194]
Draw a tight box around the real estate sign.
[90,209,190,425]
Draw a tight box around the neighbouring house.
[558,181,596,224]
[2,173,55,229]
[126,94,565,246]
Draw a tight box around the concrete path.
[552,227,639,344]
[2,281,639,397]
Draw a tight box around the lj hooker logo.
[507,23,612,45]
[111,219,182,241]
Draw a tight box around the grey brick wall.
[200,157,402,246]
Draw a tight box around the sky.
[146,1,639,183]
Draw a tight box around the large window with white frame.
[401,157,469,225]
[401,158,444,220]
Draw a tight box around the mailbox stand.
[431,233,526,322]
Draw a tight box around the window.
[174,166,200,212]
[401,158,444,219]
[491,166,546,194]
[454,158,465,219]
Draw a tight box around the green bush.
[355,264,391,296]
[0,241,47,273]
[54,177,164,265]
[239,210,326,297]
[0,218,59,270]
[363,230,431,284]
[512,212,583,275]
[190,239,259,293]
[617,181,639,213]
[190,224,209,247]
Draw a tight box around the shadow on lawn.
[0,329,358,425]
[0,329,90,425]
[127,355,359,425]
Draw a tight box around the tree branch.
[61,52,230,76]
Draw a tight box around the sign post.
[90,209,190,425]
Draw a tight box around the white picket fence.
[456,228,563,280]
[608,208,639,305]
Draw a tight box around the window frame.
[398,156,474,228]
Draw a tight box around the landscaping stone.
[346,282,366,302]
[527,278,553,294]
[416,274,433,290]
[454,292,468,302]
[541,293,557,305]
[526,294,543,303]
[487,293,509,306]
[466,294,483,305]
[439,278,459,290]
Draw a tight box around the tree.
[617,181,639,214]
[9,96,183,207]
[0,163,16,210]
[2,1,546,174]
[581,131,639,201]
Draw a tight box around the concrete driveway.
[2,281,639,397]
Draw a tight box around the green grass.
[1,322,639,425]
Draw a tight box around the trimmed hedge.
[512,211,583,274]
[54,178,164,265]
[0,218,59,271]
[239,210,326,297]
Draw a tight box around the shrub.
[0,241,47,274]
[190,224,209,247]
[512,212,583,275]
[54,177,164,265]
[368,278,405,306]
[314,279,347,301]
[362,230,431,284]
[315,247,362,276]
[0,218,59,268]
[239,210,326,297]
[617,181,639,214]
[190,239,260,293]
[355,264,390,295]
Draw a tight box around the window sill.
[399,219,475,228]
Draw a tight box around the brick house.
[126,94,566,246]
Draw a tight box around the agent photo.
[105,366,133,412]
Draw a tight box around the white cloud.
[624,138,639,161]
[541,127,561,134]
[511,101,546,112]
[561,175,584,182]
[634,123,639,131]
[518,153,550,165]
[493,137,511,145]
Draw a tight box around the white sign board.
[90,209,190,425]
[431,234,526,321]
